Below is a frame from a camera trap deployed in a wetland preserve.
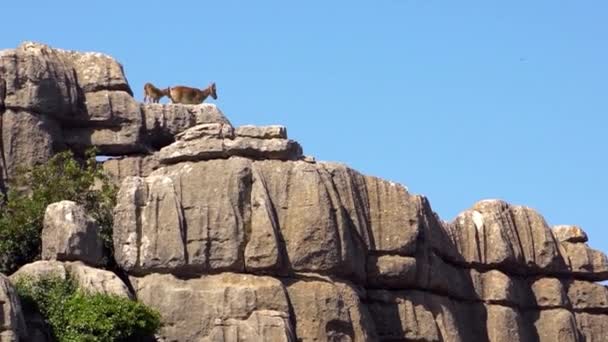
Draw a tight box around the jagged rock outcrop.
[2,42,608,341]
[0,42,231,184]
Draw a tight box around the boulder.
[41,201,105,266]
[10,260,131,341]
[133,272,293,342]
[450,200,566,273]
[10,260,131,298]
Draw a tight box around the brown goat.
[168,83,217,105]
[143,82,170,103]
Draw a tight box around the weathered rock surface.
[284,277,377,341]
[554,225,588,243]
[235,125,287,139]
[10,260,131,341]
[55,48,131,94]
[102,154,159,185]
[1,109,61,179]
[559,240,608,280]
[142,103,231,148]
[132,272,293,342]
[0,274,26,341]
[450,200,567,274]
[158,124,303,164]
[0,42,81,119]
[10,260,131,298]
[42,201,105,266]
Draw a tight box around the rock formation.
[0,42,607,341]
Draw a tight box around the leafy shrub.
[0,149,117,273]
[15,275,161,342]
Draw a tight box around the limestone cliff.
[1,42,607,341]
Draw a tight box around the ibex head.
[209,82,218,100]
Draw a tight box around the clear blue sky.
[3,2,607,253]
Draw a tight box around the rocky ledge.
[0,42,606,342]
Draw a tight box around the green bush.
[0,150,117,273]
[15,275,161,342]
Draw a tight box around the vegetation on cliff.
[0,150,116,274]
[15,275,161,341]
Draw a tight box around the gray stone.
[133,273,293,342]
[567,280,608,311]
[142,103,231,148]
[253,160,365,280]
[235,125,287,139]
[113,176,186,274]
[574,312,608,342]
[56,48,131,94]
[41,201,105,266]
[80,90,141,126]
[532,309,581,342]
[63,124,146,155]
[0,42,80,119]
[101,154,158,185]
[175,123,234,141]
[560,241,608,281]
[285,279,377,342]
[450,200,566,273]
[1,109,61,180]
[367,255,417,288]
[10,260,130,298]
[553,225,588,243]
[244,167,283,273]
[157,135,303,164]
[529,277,569,309]
[364,176,421,255]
